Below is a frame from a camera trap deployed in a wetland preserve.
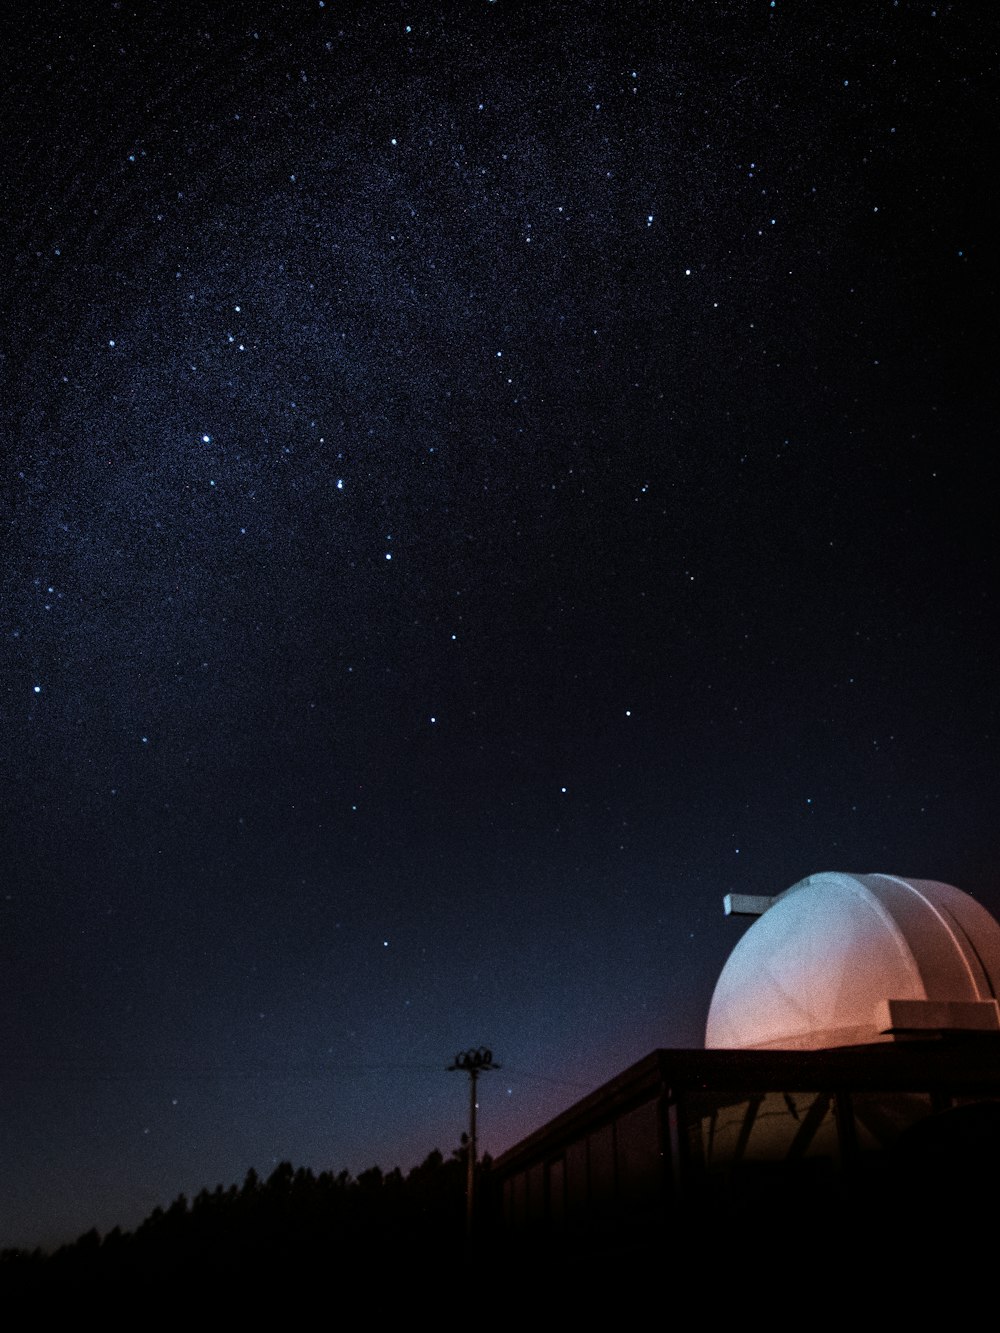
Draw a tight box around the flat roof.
[493,1038,1000,1175]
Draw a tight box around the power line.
[3,1061,449,1081]
[4,1057,589,1090]
[499,1064,592,1090]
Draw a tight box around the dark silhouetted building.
[493,874,1000,1253]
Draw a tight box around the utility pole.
[447,1046,500,1238]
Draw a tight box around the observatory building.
[492,872,1000,1244]
[707,872,1000,1050]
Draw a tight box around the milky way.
[2,2,996,1247]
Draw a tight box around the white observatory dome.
[705,872,1000,1050]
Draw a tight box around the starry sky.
[2,1,996,1249]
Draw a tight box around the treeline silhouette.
[1,1144,489,1295]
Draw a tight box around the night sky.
[2,1,996,1249]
